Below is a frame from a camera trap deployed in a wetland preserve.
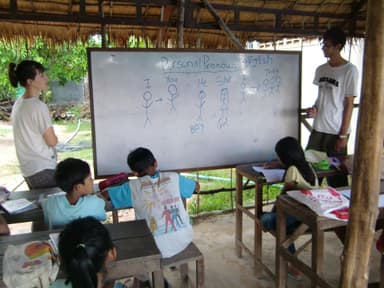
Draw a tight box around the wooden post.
[341,1,384,287]
[98,0,106,48]
[177,0,185,48]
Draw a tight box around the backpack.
[2,241,59,288]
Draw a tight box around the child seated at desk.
[261,136,319,278]
[50,216,125,288]
[101,147,199,258]
[42,158,106,229]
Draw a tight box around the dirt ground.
[1,120,383,287]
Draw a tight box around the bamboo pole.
[341,1,384,287]
[202,0,243,50]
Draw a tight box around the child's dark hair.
[55,158,91,193]
[322,27,347,50]
[127,147,156,174]
[58,217,114,288]
[275,136,316,186]
[8,60,45,88]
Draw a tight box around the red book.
[98,172,129,191]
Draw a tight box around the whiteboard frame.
[88,48,302,178]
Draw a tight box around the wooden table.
[235,162,346,277]
[275,195,347,288]
[235,163,270,275]
[0,220,164,288]
[1,187,118,224]
[0,187,62,224]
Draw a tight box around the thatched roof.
[0,0,367,48]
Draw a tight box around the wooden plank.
[235,168,243,258]
[161,242,203,267]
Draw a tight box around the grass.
[0,126,12,136]
[53,119,283,215]
[60,119,92,132]
[58,148,93,162]
[55,119,93,162]
[187,181,283,215]
[1,164,21,176]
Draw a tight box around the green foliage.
[262,183,284,202]
[0,126,12,136]
[188,181,283,216]
[0,37,100,100]
[188,192,234,215]
[0,35,153,101]
[127,35,154,48]
[48,43,89,85]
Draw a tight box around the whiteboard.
[88,49,301,177]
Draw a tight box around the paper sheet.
[49,233,60,255]
[338,189,351,199]
[287,188,350,221]
[338,189,384,208]
[252,166,285,182]
[379,195,384,208]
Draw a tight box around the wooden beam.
[98,0,106,48]
[136,0,142,24]
[202,0,243,49]
[157,5,165,48]
[0,1,366,38]
[79,0,86,17]
[345,0,368,35]
[341,1,384,287]
[10,0,17,14]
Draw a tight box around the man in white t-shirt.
[306,27,359,187]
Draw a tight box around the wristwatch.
[339,134,348,139]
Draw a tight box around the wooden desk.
[0,220,164,288]
[0,187,63,224]
[1,187,118,224]
[235,163,269,275]
[275,195,348,288]
[235,163,346,277]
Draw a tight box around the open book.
[286,188,350,221]
[252,166,285,182]
[1,198,38,214]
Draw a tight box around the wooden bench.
[161,242,204,288]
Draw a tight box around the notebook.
[1,198,38,214]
